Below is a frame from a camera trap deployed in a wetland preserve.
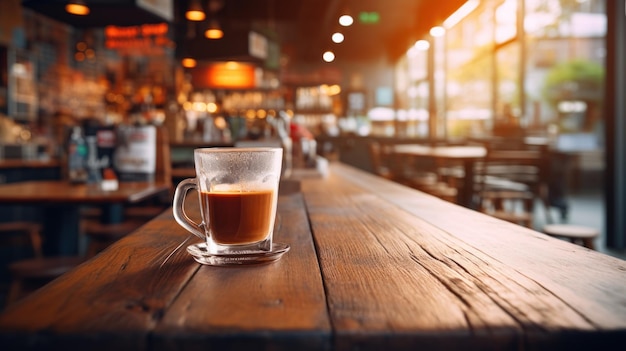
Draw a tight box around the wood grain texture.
[1,163,625,351]
[0,213,199,350]
[152,191,331,351]
[0,185,330,351]
[306,163,626,351]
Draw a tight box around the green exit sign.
[359,12,380,24]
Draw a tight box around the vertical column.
[427,37,437,143]
[605,0,626,249]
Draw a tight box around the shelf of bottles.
[293,85,339,136]
[8,49,37,122]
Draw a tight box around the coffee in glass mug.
[173,147,288,265]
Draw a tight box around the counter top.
[0,163,624,351]
[0,159,60,169]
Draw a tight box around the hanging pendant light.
[66,0,90,16]
[338,14,353,27]
[332,31,345,44]
[323,50,335,63]
[182,58,197,68]
[338,4,354,27]
[186,0,206,21]
[204,20,223,39]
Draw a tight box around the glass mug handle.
[172,178,206,240]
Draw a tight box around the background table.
[393,144,487,207]
[0,164,624,350]
[0,180,170,255]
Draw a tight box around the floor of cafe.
[534,169,626,261]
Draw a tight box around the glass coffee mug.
[173,147,289,266]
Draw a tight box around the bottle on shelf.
[67,126,88,183]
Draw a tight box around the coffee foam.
[210,183,273,192]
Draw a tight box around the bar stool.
[542,224,599,250]
[82,220,146,257]
[0,221,85,304]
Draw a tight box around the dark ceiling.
[22,0,465,64]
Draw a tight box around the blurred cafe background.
[0,0,625,302]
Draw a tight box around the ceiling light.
[339,14,354,27]
[430,26,446,37]
[186,0,206,21]
[204,20,223,39]
[323,51,335,63]
[414,40,430,51]
[332,32,344,44]
[66,0,90,16]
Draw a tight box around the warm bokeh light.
[414,40,430,51]
[186,0,206,21]
[193,101,207,112]
[214,116,227,129]
[339,15,354,27]
[322,84,341,96]
[430,26,445,37]
[245,109,256,119]
[205,20,224,39]
[207,102,218,113]
[205,28,224,39]
[186,10,206,21]
[66,1,89,16]
[323,51,335,62]
[182,58,197,68]
[332,32,345,43]
[193,62,256,89]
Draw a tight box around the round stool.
[543,224,599,250]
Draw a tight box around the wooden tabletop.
[1,163,625,351]
[392,144,488,208]
[393,144,487,159]
[0,180,172,255]
[0,180,171,205]
[0,159,61,169]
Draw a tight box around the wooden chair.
[373,141,459,203]
[475,148,548,229]
[367,141,397,181]
[82,125,172,255]
[0,221,85,305]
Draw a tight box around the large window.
[445,1,495,139]
[397,0,606,141]
[524,0,606,143]
[393,43,430,138]
[495,42,521,126]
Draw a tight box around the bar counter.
[0,159,61,169]
[0,163,625,351]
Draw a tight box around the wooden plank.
[0,210,199,350]
[0,183,329,351]
[0,180,170,204]
[151,190,332,351]
[330,163,626,326]
[307,163,626,350]
[0,179,327,350]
